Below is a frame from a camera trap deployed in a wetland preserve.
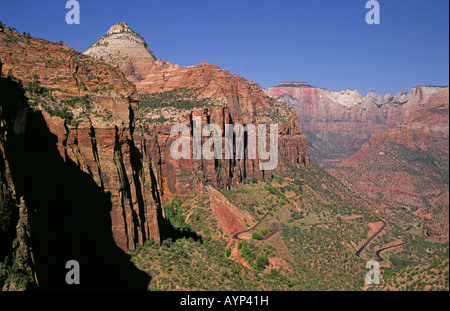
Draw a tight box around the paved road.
[374,232,414,262]
[232,209,414,262]
[355,219,388,258]
[232,208,273,240]
[355,217,414,261]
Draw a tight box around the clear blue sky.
[1,0,448,96]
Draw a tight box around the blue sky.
[1,0,448,96]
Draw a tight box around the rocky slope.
[0,23,309,288]
[329,88,449,241]
[265,82,446,167]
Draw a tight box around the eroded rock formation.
[1,22,309,273]
[265,82,446,167]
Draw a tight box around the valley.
[0,20,448,291]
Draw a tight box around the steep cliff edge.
[1,22,310,274]
[0,65,151,290]
[0,68,36,290]
[1,27,161,255]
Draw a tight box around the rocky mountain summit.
[84,22,157,83]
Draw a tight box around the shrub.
[256,255,270,270]
[291,211,305,220]
[252,232,263,240]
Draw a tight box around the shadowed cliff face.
[0,28,163,253]
[1,26,310,269]
[0,71,21,264]
[0,75,150,290]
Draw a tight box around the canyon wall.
[0,22,310,289]
[265,82,446,167]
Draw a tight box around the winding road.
[232,207,414,262]
[374,232,414,262]
[354,217,415,261]
[232,208,274,240]
[355,219,388,258]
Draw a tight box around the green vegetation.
[28,74,44,94]
[290,211,305,220]
[251,231,263,240]
[0,239,34,290]
[139,88,219,110]
[252,228,272,240]
[26,80,91,126]
[42,104,74,124]
[130,238,289,291]
[374,237,449,291]
[256,255,270,270]
[19,72,114,126]
[156,161,449,291]
[236,241,275,272]
[163,195,195,232]
[61,94,91,109]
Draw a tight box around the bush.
[256,255,270,270]
[163,195,193,230]
[29,74,42,94]
[252,232,263,240]
[291,211,305,220]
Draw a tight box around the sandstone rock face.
[265,82,446,167]
[83,22,310,195]
[1,23,310,261]
[1,28,160,254]
[0,75,36,290]
[0,64,151,289]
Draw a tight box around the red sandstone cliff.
[0,26,161,254]
[83,22,310,196]
[265,82,446,167]
[1,23,309,256]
